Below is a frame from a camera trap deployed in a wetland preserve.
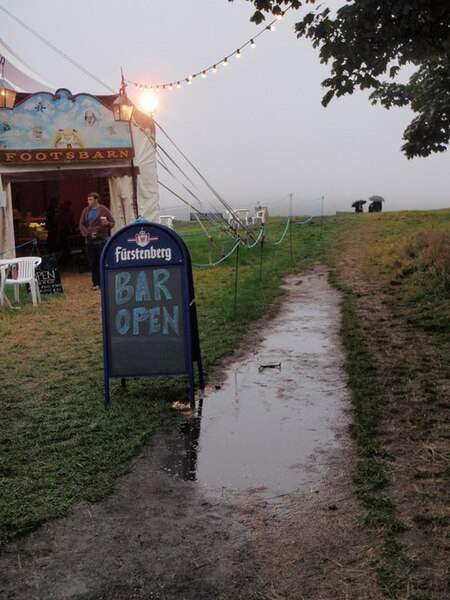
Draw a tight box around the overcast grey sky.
[1,0,449,217]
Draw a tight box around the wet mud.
[162,270,348,500]
[0,268,375,600]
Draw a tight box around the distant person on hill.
[368,201,383,213]
[79,192,115,290]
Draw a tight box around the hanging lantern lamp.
[0,56,17,110]
[112,70,134,122]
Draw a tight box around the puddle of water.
[160,271,350,499]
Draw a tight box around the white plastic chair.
[252,209,266,225]
[227,209,250,227]
[159,215,175,229]
[0,263,13,308]
[4,257,42,306]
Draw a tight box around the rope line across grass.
[269,217,291,246]
[190,215,313,268]
[192,238,241,267]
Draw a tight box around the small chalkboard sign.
[100,220,203,407]
[35,254,64,295]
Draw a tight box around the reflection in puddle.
[160,271,350,499]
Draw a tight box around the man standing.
[79,192,115,290]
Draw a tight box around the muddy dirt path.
[0,268,381,600]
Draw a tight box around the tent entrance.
[12,176,111,229]
[11,175,110,259]
[3,164,136,259]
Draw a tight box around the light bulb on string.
[126,7,292,91]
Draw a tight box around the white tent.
[0,39,55,93]
[0,41,159,257]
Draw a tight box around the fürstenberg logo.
[114,245,172,262]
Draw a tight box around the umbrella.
[352,200,366,208]
[369,195,385,202]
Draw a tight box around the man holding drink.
[79,192,115,290]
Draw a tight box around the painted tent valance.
[0,88,134,164]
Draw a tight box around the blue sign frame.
[100,220,203,408]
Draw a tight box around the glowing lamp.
[112,74,134,122]
[139,90,158,114]
[0,80,16,109]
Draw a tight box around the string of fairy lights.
[1,3,294,104]
[124,7,291,94]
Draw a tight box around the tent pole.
[131,158,138,218]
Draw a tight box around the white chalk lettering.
[115,270,173,302]
[115,306,179,336]
[113,270,179,336]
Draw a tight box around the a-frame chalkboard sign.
[100,220,204,408]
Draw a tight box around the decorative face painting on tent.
[0,88,133,159]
